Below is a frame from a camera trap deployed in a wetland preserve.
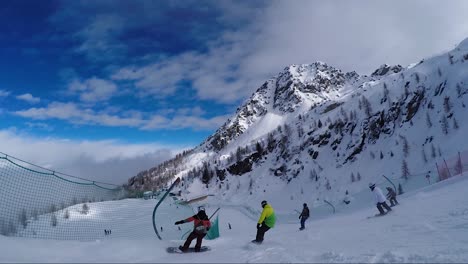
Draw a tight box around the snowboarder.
[174,206,211,252]
[369,183,392,215]
[299,203,309,230]
[386,187,399,207]
[252,200,276,244]
[343,190,351,205]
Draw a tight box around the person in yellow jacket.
[252,200,276,244]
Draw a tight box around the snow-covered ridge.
[128,37,468,213]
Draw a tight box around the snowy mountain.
[128,37,468,211]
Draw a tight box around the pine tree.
[431,143,436,158]
[401,136,410,158]
[398,183,404,195]
[380,151,384,159]
[81,203,89,215]
[64,210,70,219]
[370,151,375,159]
[357,172,362,181]
[51,213,58,227]
[402,159,410,180]
[19,209,27,229]
[351,173,355,182]
[255,141,263,154]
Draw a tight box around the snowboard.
[166,246,210,253]
[367,211,391,219]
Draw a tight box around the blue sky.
[1,0,467,184]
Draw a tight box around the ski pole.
[209,207,221,220]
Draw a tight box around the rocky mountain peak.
[371,64,403,77]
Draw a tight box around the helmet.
[261,200,267,207]
[198,206,205,212]
[303,203,307,207]
[369,183,376,189]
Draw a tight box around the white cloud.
[0,130,179,184]
[68,77,118,103]
[111,1,468,104]
[74,14,127,61]
[141,114,230,131]
[16,93,41,104]
[0,90,10,97]
[14,102,227,131]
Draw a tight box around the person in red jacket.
[175,206,211,252]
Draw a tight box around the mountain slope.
[128,37,468,211]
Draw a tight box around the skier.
[299,203,309,230]
[343,190,351,205]
[174,206,211,252]
[386,187,399,207]
[252,200,276,244]
[369,183,392,215]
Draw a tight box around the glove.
[174,220,184,225]
[257,223,261,229]
[298,216,301,219]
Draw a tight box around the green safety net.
[206,215,220,240]
[0,152,129,241]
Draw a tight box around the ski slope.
[1,175,468,263]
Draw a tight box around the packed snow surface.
[1,174,468,263]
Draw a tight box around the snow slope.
[128,37,468,222]
[2,173,468,263]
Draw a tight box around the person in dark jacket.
[386,187,399,207]
[299,203,310,230]
[175,206,211,252]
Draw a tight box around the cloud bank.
[0,130,179,185]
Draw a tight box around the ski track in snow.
[1,175,468,263]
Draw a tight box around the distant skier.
[252,200,276,244]
[174,206,211,252]
[299,203,310,230]
[343,190,351,205]
[369,183,392,215]
[386,187,399,207]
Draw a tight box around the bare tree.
[431,144,436,158]
[426,112,432,128]
[453,118,459,130]
[361,96,372,117]
[441,115,449,134]
[455,155,463,176]
[443,96,452,113]
[422,148,428,163]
